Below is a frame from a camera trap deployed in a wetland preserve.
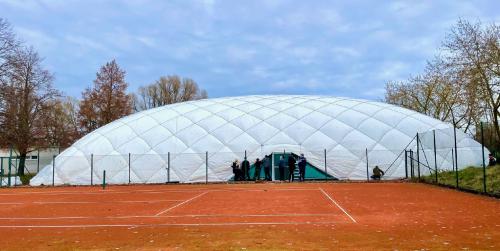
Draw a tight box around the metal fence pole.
[324,149,327,182]
[205,151,208,184]
[167,152,170,183]
[365,148,369,181]
[128,153,131,184]
[453,125,458,187]
[416,133,420,180]
[452,148,458,188]
[1,158,3,187]
[433,130,438,184]
[404,150,408,179]
[410,150,414,178]
[102,170,106,190]
[90,153,94,186]
[480,122,486,193]
[52,155,55,186]
[8,145,12,187]
[37,149,40,173]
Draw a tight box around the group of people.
[231,154,308,182]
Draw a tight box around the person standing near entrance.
[254,158,262,180]
[287,155,296,182]
[298,153,307,182]
[241,157,250,181]
[278,156,286,181]
[263,155,272,181]
[232,159,241,181]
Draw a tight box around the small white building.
[0,147,61,176]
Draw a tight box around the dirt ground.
[0,182,498,250]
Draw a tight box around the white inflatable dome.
[31,95,486,185]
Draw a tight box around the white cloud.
[226,46,257,62]
[15,27,57,51]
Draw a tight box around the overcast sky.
[1,0,499,100]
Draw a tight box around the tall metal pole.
[404,150,408,179]
[480,122,486,193]
[365,148,369,181]
[433,130,438,183]
[8,145,12,187]
[452,148,458,188]
[128,153,131,184]
[410,150,414,178]
[453,126,458,188]
[324,149,327,181]
[205,151,208,184]
[37,149,40,173]
[90,154,94,186]
[416,133,420,180]
[52,155,55,186]
[167,152,170,183]
[1,157,3,187]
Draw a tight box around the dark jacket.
[298,157,306,168]
[288,156,296,169]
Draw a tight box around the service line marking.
[0,221,344,228]
[154,191,209,216]
[318,187,357,223]
[0,213,340,220]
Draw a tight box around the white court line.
[154,191,209,216]
[0,187,318,196]
[0,221,343,228]
[318,188,357,223]
[0,200,185,205]
[0,213,340,220]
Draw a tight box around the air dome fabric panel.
[30,95,487,186]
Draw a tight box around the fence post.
[102,170,106,190]
[167,152,170,183]
[410,150,414,178]
[416,133,420,180]
[404,150,408,179]
[365,148,369,181]
[480,122,486,193]
[324,149,327,182]
[452,148,458,188]
[90,153,94,186]
[52,155,55,186]
[128,153,131,184]
[453,125,458,186]
[37,149,40,173]
[0,158,3,187]
[433,130,438,184]
[205,151,208,184]
[8,145,12,187]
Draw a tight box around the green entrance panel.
[230,152,336,181]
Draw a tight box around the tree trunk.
[17,151,26,176]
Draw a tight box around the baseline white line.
[0,221,343,228]
[318,188,357,223]
[154,191,209,216]
[0,187,318,196]
[0,213,339,220]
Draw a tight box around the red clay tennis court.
[0,182,499,250]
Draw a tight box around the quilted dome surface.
[31,95,485,185]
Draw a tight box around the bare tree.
[0,18,17,77]
[41,97,81,148]
[385,19,499,150]
[0,46,58,175]
[134,75,208,111]
[443,19,500,149]
[78,60,133,133]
